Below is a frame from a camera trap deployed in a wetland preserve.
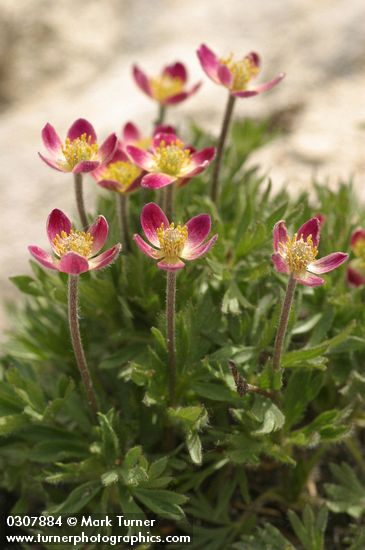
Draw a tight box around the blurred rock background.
[1,0,365,335]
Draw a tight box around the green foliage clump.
[1,118,365,549]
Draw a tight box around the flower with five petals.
[272,217,348,286]
[29,209,121,274]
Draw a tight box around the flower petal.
[197,44,220,83]
[132,65,152,97]
[28,246,57,271]
[41,123,62,153]
[185,214,211,250]
[72,160,100,173]
[141,202,169,246]
[217,64,233,88]
[88,215,109,254]
[99,133,117,163]
[163,92,189,105]
[271,253,289,274]
[97,179,121,192]
[190,147,216,168]
[67,119,97,143]
[232,89,260,98]
[182,234,218,260]
[157,259,185,271]
[297,217,320,247]
[163,62,187,83]
[133,234,160,258]
[350,228,365,249]
[308,252,348,274]
[126,146,155,170]
[58,252,90,274]
[38,152,66,172]
[246,51,261,69]
[347,264,365,287]
[152,132,179,149]
[153,124,176,135]
[295,272,325,287]
[141,173,176,189]
[273,220,288,252]
[89,244,121,270]
[122,122,141,144]
[249,73,285,95]
[47,209,72,247]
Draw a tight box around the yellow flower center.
[61,133,99,169]
[102,161,142,193]
[157,222,188,261]
[53,230,93,258]
[150,74,184,102]
[220,53,259,91]
[154,139,191,176]
[353,238,365,264]
[279,234,318,276]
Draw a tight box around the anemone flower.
[347,228,365,287]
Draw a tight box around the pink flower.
[127,132,215,189]
[29,209,121,275]
[347,228,365,287]
[39,119,117,173]
[120,121,175,152]
[134,203,217,271]
[92,147,143,195]
[132,62,201,105]
[272,217,348,286]
[197,44,284,97]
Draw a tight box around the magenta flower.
[133,62,201,105]
[272,217,348,286]
[39,118,117,173]
[29,209,121,275]
[134,203,217,271]
[197,44,284,97]
[347,228,365,287]
[92,147,143,195]
[127,132,215,189]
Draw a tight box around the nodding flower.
[133,202,217,271]
[347,228,365,287]
[272,217,348,286]
[29,209,121,275]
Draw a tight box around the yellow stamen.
[157,222,188,261]
[61,133,98,170]
[219,53,259,91]
[102,161,142,193]
[279,233,318,276]
[135,136,152,150]
[154,139,191,176]
[53,229,93,258]
[353,238,365,264]
[150,74,184,102]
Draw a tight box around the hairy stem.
[211,93,236,204]
[117,194,130,251]
[156,104,166,126]
[166,271,177,406]
[73,173,88,229]
[164,184,175,220]
[68,275,98,416]
[273,274,297,376]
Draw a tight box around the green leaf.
[325,462,365,518]
[186,432,202,465]
[132,488,187,520]
[47,481,101,515]
[0,414,28,436]
[250,396,285,435]
[10,275,42,296]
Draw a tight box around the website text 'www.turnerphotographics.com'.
[4,514,192,547]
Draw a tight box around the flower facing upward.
[197,44,284,97]
[92,148,143,195]
[29,209,121,275]
[127,132,215,189]
[39,119,117,173]
[347,229,365,287]
[134,203,217,271]
[133,62,201,105]
[272,217,348,286]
